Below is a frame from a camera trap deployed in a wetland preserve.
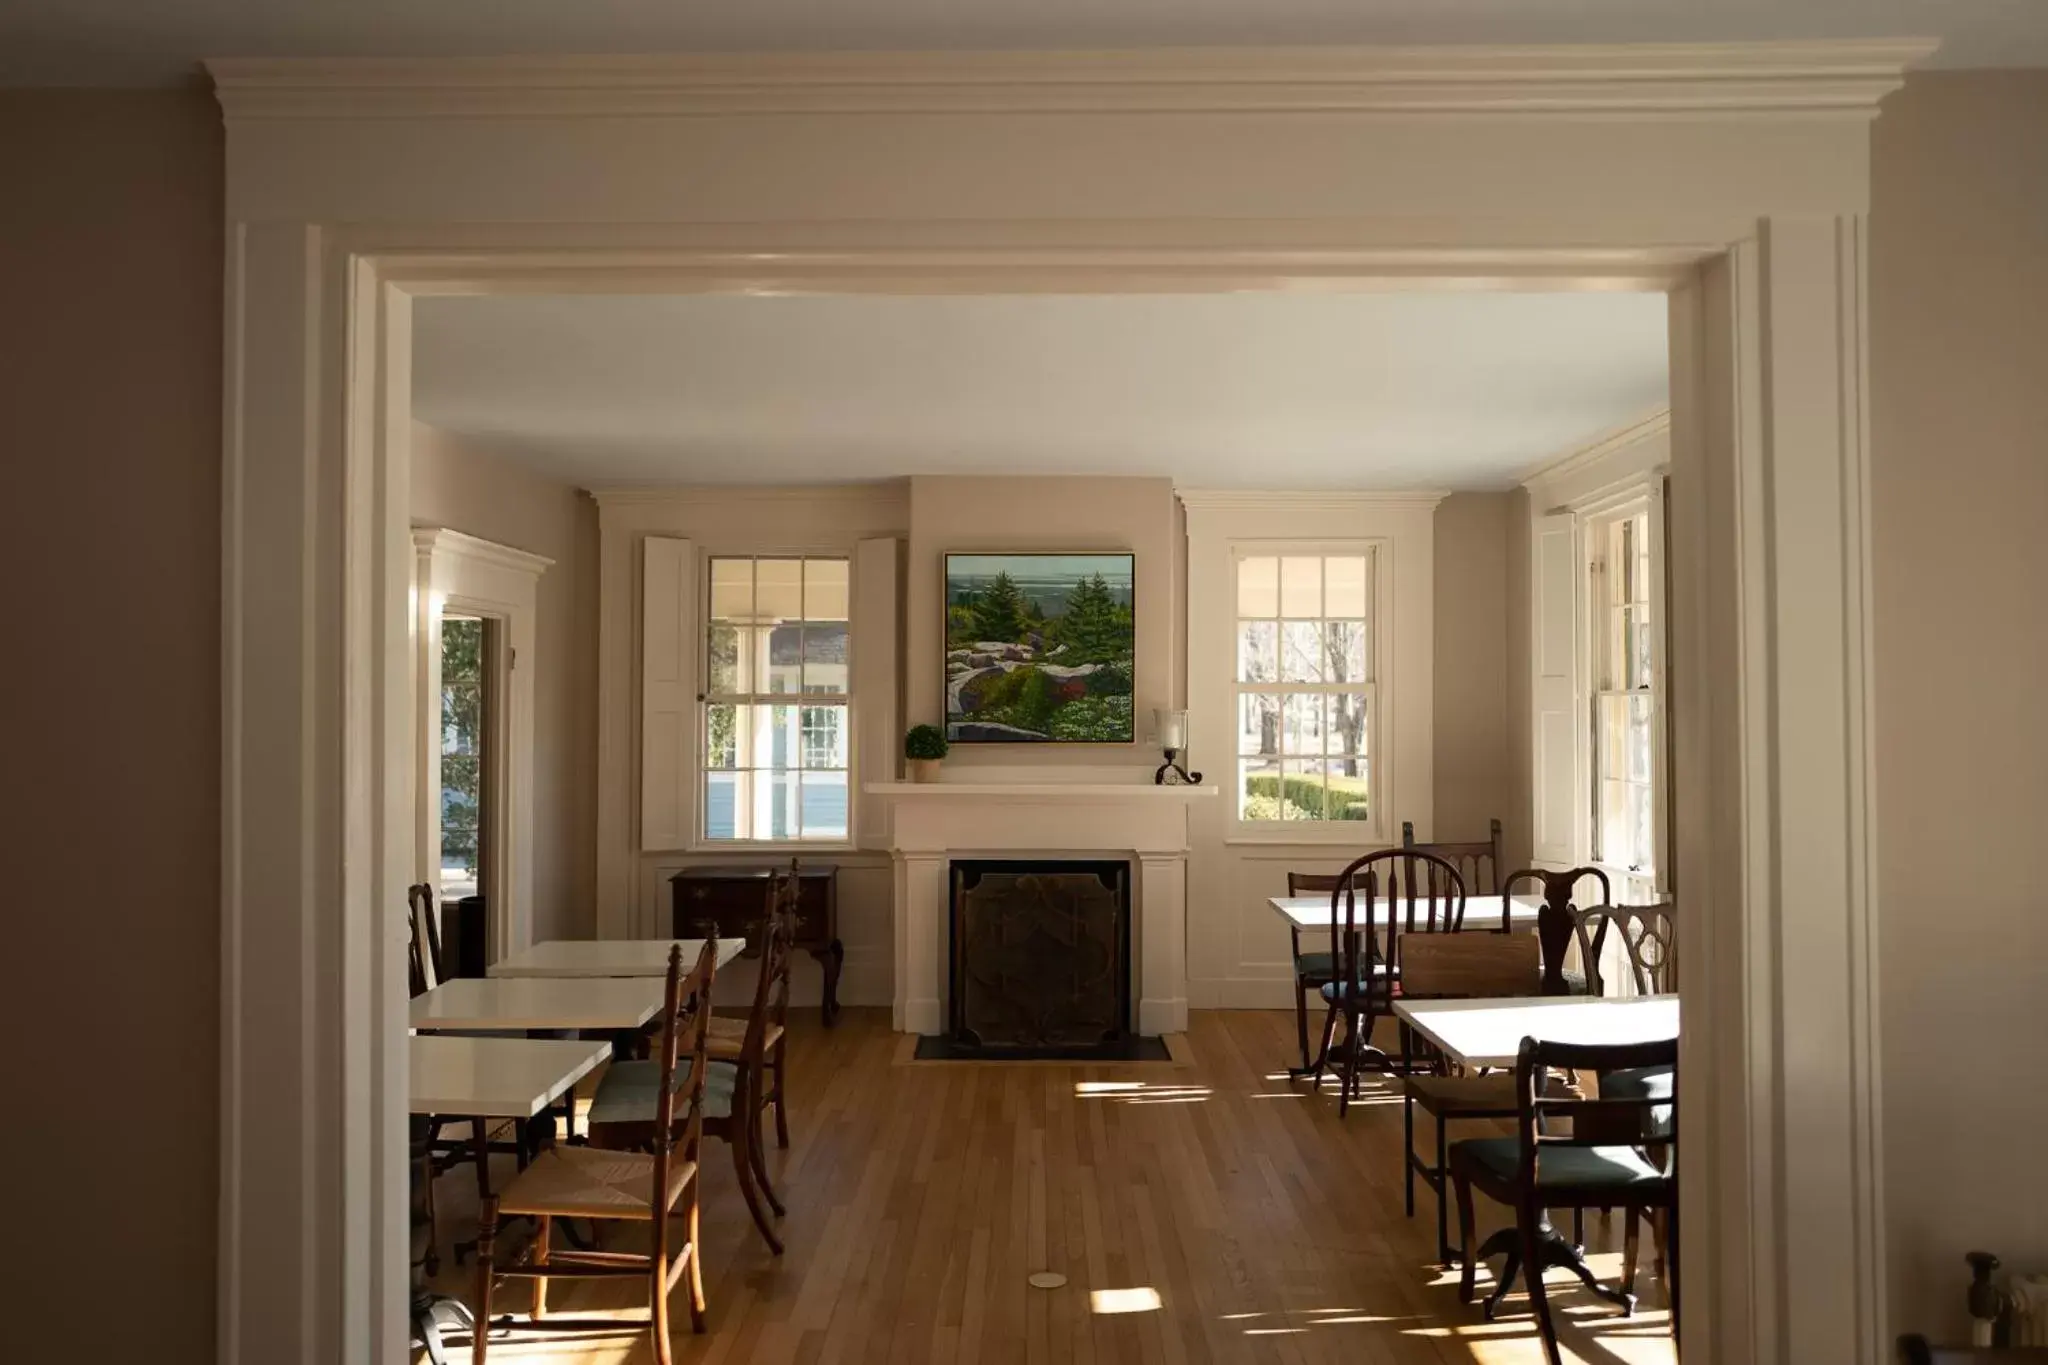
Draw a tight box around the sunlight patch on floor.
[1090,1287,1163,1314]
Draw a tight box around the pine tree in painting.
[969,571,1029,643]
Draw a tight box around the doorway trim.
[213,43,1920,1365]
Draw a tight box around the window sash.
[1588,505,1658,874]
[1229,545,1381,833]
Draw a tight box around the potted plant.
[904,724,949,783]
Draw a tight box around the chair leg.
[746,1066,785,1217]
[1435,1116,1452,1265]
[530,1213,550,1319]
[686,1192,709,1333]
[1294,975,1312,1072]
[771,1035,790,1150]
[471,1198,499,1365]
[1402,1092,1416,1216]
[1653,1208,1669,1281]
[1455,1172,1479,1303]
[1309,1004,1339,1086]
[1338,1005,1361,1118]
[1623,1208,1641,1298]
[649,1244,672,1365]
[1518,1200,1563,1365]
[731,1125,785,1255]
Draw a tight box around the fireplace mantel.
[866,777,1217,1037]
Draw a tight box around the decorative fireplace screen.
[949,860,1129,1050]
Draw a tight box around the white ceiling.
[3,0,2046,84]
[410,291,1668,491]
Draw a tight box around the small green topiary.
[905,724,950,761]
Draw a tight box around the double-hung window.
[1231,548,1379,835]
[1587,503,1662,893]
[703,555,850,843]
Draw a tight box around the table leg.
[811,939,844,1026]
[1476,1211,1637,1321]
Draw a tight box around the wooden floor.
[423,1009,1674,1365]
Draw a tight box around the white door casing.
[213,42,1921,1365]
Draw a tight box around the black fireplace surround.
[947,859,1131,1054]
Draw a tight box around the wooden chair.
[1501,866,1612,994]
[704,861,797,1154]
[1901,1339,2048,1364]
[590,866,798,1255]
[1450,1035,1679,1365]
[1573,900,1678,998]
[1396,933,1543,1265]
[470,940,720,1361]
[1284,870,1361,1073]
[1308,848,1465,1116]
[408,882,445,996]
[1404,819,1507,920]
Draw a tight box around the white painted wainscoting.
[867,775,1216,1036]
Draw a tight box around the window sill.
[1226,827,1389,848]
[669,841,859,857]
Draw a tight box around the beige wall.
[1502,487,1535,871]
[907,475,1177,766]
[411,423,600,942]
[1432,492,1513,844]
[1870,70,2048,1339]
[0,90,221,1360]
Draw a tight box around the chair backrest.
[405,882,442,997]
[1502,865,1613,994]
[1900,1337,2048,1364]
[1573,901,1678,996]
[1403,818,1506,900]
[1287,870,1364,898]
[740,861,801,1058]
[1324,848,1466,998]
[649,939,719,1232]
[1514,1035,1679,1186]
[1398,933,1541,1001]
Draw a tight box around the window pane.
[1282,693,1322,755]
[799,770,848,840]
[709,557,753,621]
[1237,621,1277,683]
[706,623,745,695]
[1280,759,1324,820]
[1325,555,1369,618]
[1325,759,1370,822]
[765,623,803,694]
[441,617,484,682]
[1626,693,1654,783]
[766,770,799,840]
[804,558,849,622]
[1238,757,1281,821]
[802,622,850,695]
[442,683,481,756]
[755,557,804,623]
[1629,781,1655,872]
[1281,621,1323,682]
[1236,556,1278,618]
[1598,777,1630,866]
[1326,694,1368,758]
[704,772,739,840]
[1280,557,1322,618]
[799,705,847,768]
[1325,620,1368,683]
[1626,606,1654,690]
[1236,692,1278,756]
[704,705,739,769]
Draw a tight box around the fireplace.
[949,859,1130,1051]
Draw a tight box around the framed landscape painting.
[944,552,1136,743]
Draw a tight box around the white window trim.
[1581,492,1669,895]
[698,551,855,849]
[1225,538,1391,844]
[412,526,552,961]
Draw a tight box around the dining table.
[408,975,669,1033]
[487,935,746,979]
[1390,992,1679,1314]
[407,1034,612,1364]
[1267,892,1549,937]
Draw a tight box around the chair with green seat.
[588,877,797,1255]
[1285,869,1363,1072]
[1450,1034,1679,1365]
[1307,847,1466,1116]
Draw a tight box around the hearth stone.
[950,860,1129,1051]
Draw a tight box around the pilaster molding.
[209,41,1934,123]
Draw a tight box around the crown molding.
[1518,408,1672,490]
[588,483,905,509]
[1176,489,1450,513]
[412,525,554,578]
[208,40,1936,123]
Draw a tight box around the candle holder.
[1152,708,1203,786]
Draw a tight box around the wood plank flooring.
[423,1009,1674,1365]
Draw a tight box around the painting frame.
[943,550,1137,745]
